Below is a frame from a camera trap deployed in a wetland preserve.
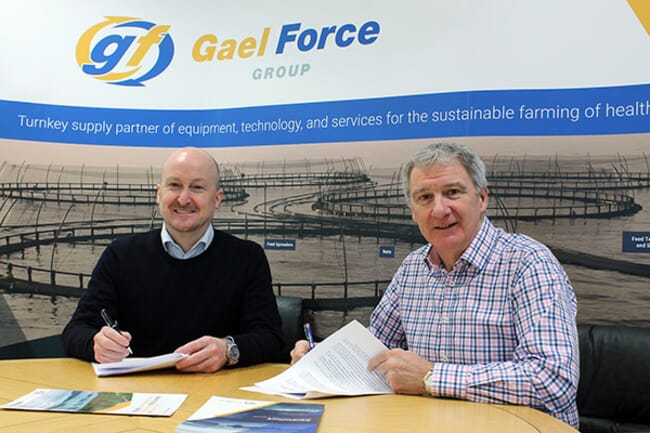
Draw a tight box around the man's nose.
[430,196,449,217]
[177,188,192,204]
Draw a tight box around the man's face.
[156,150,223,242]
[408,159,488,268]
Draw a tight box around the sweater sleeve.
[230,241,284,366]
[62,245,121,362]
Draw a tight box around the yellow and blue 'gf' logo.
[76,16,174,86]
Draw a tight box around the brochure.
[176,396,324,433]
[1,388,187,416]
[92,352,188,377]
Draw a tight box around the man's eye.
[191,185,206,192]
[446,189,460,197]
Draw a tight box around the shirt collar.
[160,223,214,260]
[458,217,499,271]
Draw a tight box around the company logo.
[191,20,380,80]
[76,16,174,87]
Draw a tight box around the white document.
[176,396,325,433]
[243,320,393,398]
[92,353,188,377]
[183,396,273,421]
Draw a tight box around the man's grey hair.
[401,142,488,202]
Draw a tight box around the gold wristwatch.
[423,369,434,395]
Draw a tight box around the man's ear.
[479,187,489,213]
[215,188,224,209]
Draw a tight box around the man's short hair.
[401,142,488,202]
[206,152,221,188]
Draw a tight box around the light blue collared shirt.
[160,223,214,260]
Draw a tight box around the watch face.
[225,338,240,365]
[230,344,240,360]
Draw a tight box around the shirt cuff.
[428,362,475,400]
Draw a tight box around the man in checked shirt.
[291,142,579,429]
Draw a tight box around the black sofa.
[577,324,650,433]
[0,334,65,359]
[275,295,304,363]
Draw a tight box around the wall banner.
[3,84,650,148]
[2,0,650,148]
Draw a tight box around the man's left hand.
[368,349,433,394]
[174,336,227,373]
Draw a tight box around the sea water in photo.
[1,152,649,345]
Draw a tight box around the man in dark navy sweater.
[62,147,284,372]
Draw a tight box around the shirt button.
[441,354,449,362]
[442,316,448,324]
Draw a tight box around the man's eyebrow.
[410,186,430,197]
[163,176,208,184]
[444,181,468,190]
[411,181,467,196]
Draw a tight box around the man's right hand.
[93,326,132,363]
[289,339,314,365]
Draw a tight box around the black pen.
[303,322,315,350]
[100,308,133,355]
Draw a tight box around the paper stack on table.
[93,352,188,377]
[243,320,393,399]
[176,396,323,433]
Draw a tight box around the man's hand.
[93,326,132,363]
[289,339,313,365]
[174,336,228,373]
[368,349,433,394]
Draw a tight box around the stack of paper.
[176,396,323,433]
[243,320,393,399]
[92,352,188,377]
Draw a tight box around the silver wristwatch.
[223,336,240,366]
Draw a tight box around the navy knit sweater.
[62,229,284,366]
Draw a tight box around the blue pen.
[303,322,315,350]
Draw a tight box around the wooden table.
[0,358,577,433]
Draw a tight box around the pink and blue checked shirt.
[369,217,579,428]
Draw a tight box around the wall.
[1,0,649,344]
